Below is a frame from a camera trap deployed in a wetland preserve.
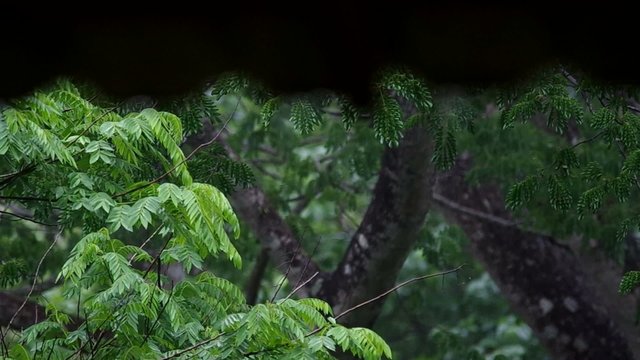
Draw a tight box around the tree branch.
[230,186,325,298]
[435,155,635,360]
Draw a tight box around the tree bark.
[228,120,435,328]
[230,186,326,299]
[316,124,435,327]
[434,153,635,360]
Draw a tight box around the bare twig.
[570,130,605,149]
[242,265,465,358]
[129,225,163,265]
[0,209,56,227]
[284,272,319,300]
[160,332,226,360]
[1,230,61,337]
[270,242,302,303]
[0,195,53,202]
[332,265,464,322]
[432,193,518,227]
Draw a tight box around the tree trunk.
[434,153,635,360]
[228,120,436,328]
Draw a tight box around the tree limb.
[435,154,634,360]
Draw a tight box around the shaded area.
[2,4,640,103]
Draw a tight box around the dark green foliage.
[506,175,540,210]
[261,97,280,128]
[290,98,323,135]
[373,95,403,146]
[338,96,359,131]
[499,71,583,133]
[554,148,579,175]
[0,259,27,287]
[620,271,640,295]
[378,69,432,112]
[432,127,457,170]
[211,73,251,100]
[189,144,256,194]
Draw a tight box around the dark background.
[1,4,637,104]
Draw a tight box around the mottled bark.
[225,121,435,329]
[230,187,326,298]
[526,89,640,357]
[434,154,634,360]
[316,124,435,327]
[568,235,640,358]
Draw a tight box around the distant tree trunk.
[231,121,436,328]
[434,153,635,360]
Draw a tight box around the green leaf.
[290,98,323,135]
[86,192,117,213]
[434,129,457,170]
[158,183,183,207]
[547,176,573,211]
[506,176,539,210]
[620,271,640,295]
[106,205,134,232]
[129,196,162,229]
[9,343,30,360]
[373,95,403,146]
[261,97,280,127]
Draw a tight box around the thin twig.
[160,332,226,359]
[270,242,302,303]
[140,289,174,345]
[242,265,465,358]
[0,195,53,202]
[3,230,61,331]
[284,272,319,300]
[293,238,321,290]
[432,193,518,227]
[0,209,56,226]
[332,265,464,322]
[128,225,163,265]
[570,130,605,149]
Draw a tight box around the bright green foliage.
[0,81,391,360]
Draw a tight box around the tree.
[2,66,640,360]
[0,81,394,359]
